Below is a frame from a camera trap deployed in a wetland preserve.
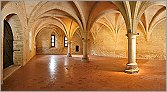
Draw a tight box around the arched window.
[51,33,55,47]
[64,36,68,47]
[76,45,79,52]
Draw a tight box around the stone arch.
[72,1,86,31]
[87,1,120,33]
[5,14,24,66]
[86,1,129,43]
[37,24,65,37]
[35,25,66,55]
[88,9,120,36]
[31,16,68,52]
[138,5,166,41]
[137,1,166,21]
[2,2,27,27]
[33,17,67,38]
[28,1,84,37]
[112,1,131,32]
[135,1,166,33]
[2,13,24,81]
[35,24,65,45]
[89,10,126,44]
[67,20,80,41]
[1,1,30,66]
[147,5,166,34]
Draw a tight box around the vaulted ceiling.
[1,1,166,41]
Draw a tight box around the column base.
[125,63,139,74]
[81,57,89,63]
[67,53,72,57]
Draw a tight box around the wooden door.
[3,20,14,69]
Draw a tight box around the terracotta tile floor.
[1,55,166,91]
[3,65,21,80]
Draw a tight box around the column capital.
[126,33,139,38]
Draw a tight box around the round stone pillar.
[125,33,139,74]
[82,38,89,62]
[67,41,72,57]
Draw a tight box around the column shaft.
[125,33,139,74]
[67,41,72,57]
[82,38,89,62]
[128,34,136,64]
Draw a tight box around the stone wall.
[36,29,83,55]
[89,20,166,60]
[89,23,128,58]
[71,30,83,55]
[136,20,166,60]
[8,14,23,65]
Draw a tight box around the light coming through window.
[64,36,68,47]
[51,35,55,47]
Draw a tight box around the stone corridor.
[2,55,166,91]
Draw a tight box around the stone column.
[82,38,89,62]
[125,33,139,74]
[67,41,72,57]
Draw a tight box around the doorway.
[3,19,14,69]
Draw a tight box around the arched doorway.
[3,19,14,69]
[2,14,24,80]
